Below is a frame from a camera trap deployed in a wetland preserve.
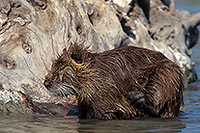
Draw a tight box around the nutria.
[44,43,183,120]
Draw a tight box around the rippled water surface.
[1,0,200,133]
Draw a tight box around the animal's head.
[44,44,90,97]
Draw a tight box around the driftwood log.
[0,0,199,115]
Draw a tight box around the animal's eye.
[58,61,65,66]
[62,48,66,53]
[71,52,82,64]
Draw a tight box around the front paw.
[127,91,159,116]
[127,91,145,107]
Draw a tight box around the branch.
[169,0,175,11]
[185,12,200,30]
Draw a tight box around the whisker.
[59,85,72,98]
[61,84,77,96]
[55,84,68,98]
[47,81,80,98]
[61,83,80,95]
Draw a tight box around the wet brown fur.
[45,44,184,120]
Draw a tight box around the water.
[1,1,200,133]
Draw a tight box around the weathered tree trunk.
[0,0,199,114]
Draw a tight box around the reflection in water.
[0,114,80,133]
[77,118,186,132]
[0,112,188,133]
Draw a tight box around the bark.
[0,0,199,114]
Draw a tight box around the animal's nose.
[44,79,52,90]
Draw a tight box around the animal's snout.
[44,79,52,90]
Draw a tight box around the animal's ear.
[68,43,85,64]
[71,51,83,64]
